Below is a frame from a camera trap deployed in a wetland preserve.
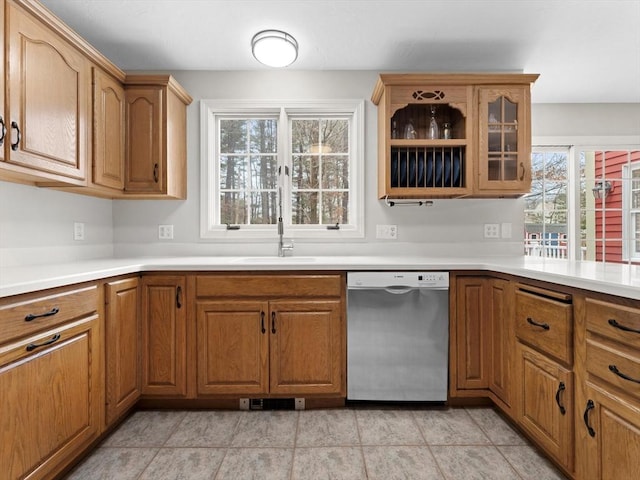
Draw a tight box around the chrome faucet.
[277,187,293,257]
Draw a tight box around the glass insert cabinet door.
[478,87,531,193]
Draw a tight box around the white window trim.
[200,99,365,241]
[622,160,640,262]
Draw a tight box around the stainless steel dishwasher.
[347,271,449,402]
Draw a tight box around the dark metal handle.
[25,307,59,322]
[583,400,596,437]
[176,286,182,309]
[261,311,266,334]
[326,223,340,230]
[11,121,21,151]
[608,318,640,335]
[271,311,276,334]
[0,116,6,146]
[555,382,566,415]
[519,162,525,181]
[527,317,550,330]
[609,364,640,384]
[26,333,61,352]
[153,163,159,182]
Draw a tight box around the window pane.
[292,155,319,189]
[322,119,349,153]
[322,155,349,189]
[249,192,277,224]
[292,192,319,224]
[220,120,247,153]
[250,155,277,190]
[220,156,247,190]
[249,119,277,153]
[322,192,349,224]
[292,120,320,154]
[220,192,246,224]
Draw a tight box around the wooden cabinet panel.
[93,67,125,190]
[518,344,574,472]
[125,86,162,193]
[0,316,101,480]
[582,383,640,480]
[585,298,640,349]
[516,289,573,365]
[0,2,5,164]
[489,278,512,407]
[455,276,489,389]
[196,301,269,395]
[141,275,187,397]
[0,283,97,344]
[105,277,141,425]
[270,300,343,395]
[4,1,90,185]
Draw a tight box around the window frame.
[200,99,365,241]
[622,160,640,262]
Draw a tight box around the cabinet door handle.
[153,163,159,183]
[555,381,566,415]
[11,121,21,151]
[271,311,276,334]
[176,286,182,309]
[261,311,266,334]
[519,162,525,181]
[526,317,550,330]
[25,306,60,322]
[0,116,6,146]
[583,400,596,437]
[609,364,640,384]
[608,318,640,335]
[26,333,61,352]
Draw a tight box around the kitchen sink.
[232,256,317,263]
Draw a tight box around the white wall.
[2,70,639,266]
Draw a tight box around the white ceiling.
[39,0,640,103]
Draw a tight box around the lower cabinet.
[517,343,574,471]
[0,315,102,480]
[105,277,141,425]
[580,383,640,480]
[193,273,345,399]
[141,275,187,397]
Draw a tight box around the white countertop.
[1,255,639,300]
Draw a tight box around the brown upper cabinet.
[124,75,192,199]
[371,73,538,199]
[0,0,192,199]
[2,0,91,186]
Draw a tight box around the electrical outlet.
[158,224,174,240]
[484,223,500,239]
[73,222,85,241]
[376,224,398,240]
[501,222,512,239]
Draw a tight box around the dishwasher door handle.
[383,286,415,295]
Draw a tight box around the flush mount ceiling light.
[251,30,298,67]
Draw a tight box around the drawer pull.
[555,382,566,415]
[261,311,266,334]
[609,364,640,384]
[583,399,596,437]
[26,333,61,352]
[11,121,21,151]
[25,307,60,322]
[176,286,182,309]
[271,311,277,334]
[527,317,550,330]
[608,318,640,335]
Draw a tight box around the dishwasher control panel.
[347,271,449,289]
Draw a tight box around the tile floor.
[64,406,568,480]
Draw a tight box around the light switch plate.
[501,222,512,239]
[73,222,85,241]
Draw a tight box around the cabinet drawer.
[196,274,343,298]
[586,298,640,349]
[516,289,573,365]
[587,339,640,402]
[0,284,98,344]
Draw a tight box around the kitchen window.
[527,146,640,264]
[200,100,364,240]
